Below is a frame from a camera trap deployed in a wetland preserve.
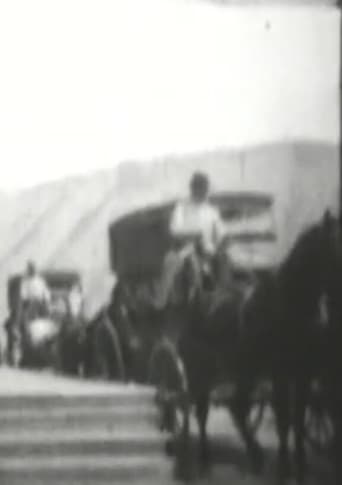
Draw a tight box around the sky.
[0,0,339,191]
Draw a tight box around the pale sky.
[0,0,339,191]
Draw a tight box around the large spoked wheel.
[247,399,266,436]
[149,338,189,433]
[305,384,333,455]
[20,323,37,368]
[247,380,270,436]
[58,318,88,377]
[92,312,126,381]
[149,338,192,480]
[212,380,267,437]
[6,327,22,368]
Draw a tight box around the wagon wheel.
[305,401,333,455]
[149,338,193,480]
[149,339,188,432]
[247,380,270,436]
[213,380,266,437]
[11,336,22,368]
[20,323,35,368]
[58,319,86,376]
[94,312,126,381]
[247,398,266,436]
[49,335,65,373]
[6,326,22,368]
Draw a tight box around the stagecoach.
[107,192,276,381]
[106,190,333,473]
[6,270,84,373]
[107,192,275,434]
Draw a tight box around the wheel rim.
[305,407,333,454]
[247,399,266,435]
[149,340,189,435]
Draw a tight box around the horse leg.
[293,377,309,484]
[230,379,264,474]
[174,393,193,481]
[195,393,211,473]
[273,376,291,483]
[332,413,342,485]
[329,381,342,485]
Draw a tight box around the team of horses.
[173,209,342,484]
[85,209,342,484]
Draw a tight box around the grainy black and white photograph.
[0,0,340,484]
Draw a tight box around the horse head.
[318,210,342,323]
[278,210,342,311]
[318,210,342,291]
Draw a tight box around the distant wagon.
[6,269,85,374]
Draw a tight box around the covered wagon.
[104,191,278,383]
[6,270,84,373]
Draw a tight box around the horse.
[172,245,264,478]
[232,212,338,484]
[318,214,342,485]
[173,210,342,484]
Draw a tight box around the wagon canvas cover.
[109,191,277,280]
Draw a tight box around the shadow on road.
[170,407,334,485]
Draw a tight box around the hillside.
[0,140,338,325]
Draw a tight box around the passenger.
[68,282,84,320]
[20,261,51,318]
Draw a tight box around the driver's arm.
[42,280,51,303]
[212,208,230,252]
[169,203,201,246]
[20,279,28,302]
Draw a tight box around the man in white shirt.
[20,261,51,317]
[68,282,84,319]
[153,172,232,309]
[170,171,224,258]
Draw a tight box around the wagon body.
[106,191,277,381]
[106,192,332,458]
[109,191,277,281]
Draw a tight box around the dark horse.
[174,210,342,484]
[320,213,342,485]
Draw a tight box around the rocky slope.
[0,140,338,326]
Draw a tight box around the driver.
[153,172,233,309]
[169,171,225,283]
[20,261,51,319]
[68,282,84,320]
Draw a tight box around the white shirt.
[20,275,51,302]
[169,199,224,254]
[68,287,83,318]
